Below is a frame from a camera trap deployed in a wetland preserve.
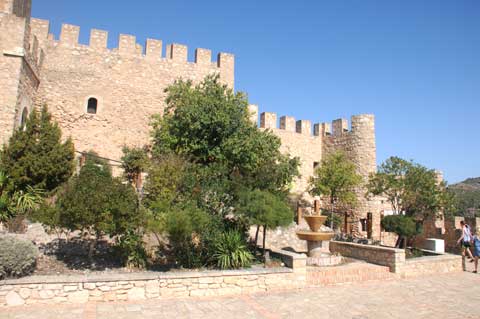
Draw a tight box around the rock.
[67,290,89,303]
[127,287,145,300]
[19,288,31,299]
[6,291,25,306]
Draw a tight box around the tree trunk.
[330,198,335,229]
[254,225,260,254]
[262,225,267,257]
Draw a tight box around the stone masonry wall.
[0,268,305,307]
[329,241,462,276]
[29,19,234,162]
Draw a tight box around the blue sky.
[32,1,479,184]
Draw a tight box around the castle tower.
[0,0,37,144]
[349,114,380,238]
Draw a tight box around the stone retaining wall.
[330,241,462,277]
[397,254,462,278]
[329,241,405,272]
[0,267,306,307]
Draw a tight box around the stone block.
[67,290,89,303]
[127,287,145,301]
[18,288,31,299]
[6,291,24,306]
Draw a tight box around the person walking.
[457,220,474,269]
[473,227,480,274]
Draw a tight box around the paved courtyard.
[1,271,479,319]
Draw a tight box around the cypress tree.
[0,106,75,193]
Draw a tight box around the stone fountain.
[296,215,343,266]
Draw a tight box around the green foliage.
[0,106,74,194]
[448,177,480,217]
[324,212,343,230]
[151,74,299,194]
[309,151,362,207]
[0,236,39,279]
[213,230,253,269]
[56,157,139,238]
[381,215,418,239]
[165,203,216,268]
[121,146,148,184]
[115,230,148,269]
[0,170,43,224]
[237,189,293,229]
[367,156,455,221]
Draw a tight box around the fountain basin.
[303,215,327,232]
[296,230,334,242]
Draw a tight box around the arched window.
[20,107,28,128]
[87,97,98,114]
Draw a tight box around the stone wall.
[0,267,306,307]
[329,241,462,277]
[330,241,405,272]
[396,254,462,279]
[29,19,234,162]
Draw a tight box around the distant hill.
[448,177,480,216]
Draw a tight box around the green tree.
[367,156,454,220]
[151,74,299,195]
[56,157,140,261]
[367,156,455,247]
[309,151,362,228]
[0,106,74,194]
[121,146,149,186]
[237,189,293,257]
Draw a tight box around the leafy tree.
[309,151,362,228]
[0,106,75,194]
[121,146,149,186]
[151,74,299,195]
[147,75,299,267]
[367,156,455,247]
[237,189,293,257]
[56,157,140,261]
[367,156,454,221]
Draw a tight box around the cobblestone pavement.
[1,271,479,319]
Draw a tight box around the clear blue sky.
[32,1,479,184]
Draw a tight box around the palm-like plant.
[0,170,44,224]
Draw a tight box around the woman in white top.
[457,220,474,262]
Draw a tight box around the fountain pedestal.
[296,215,343,266]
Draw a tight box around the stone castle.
[0,0,388,240]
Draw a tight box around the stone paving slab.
[1,271,479,319]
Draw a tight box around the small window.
[20,108,28,128]
[360,218,367,232]
[313,162,320,170]
[87,98,98,114]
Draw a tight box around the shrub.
[381,215,418,248]
[115,230,147,269]
[213,230,253,269]
[0,236,39,279]
[165,203,214,268]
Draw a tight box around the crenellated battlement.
[29,18,233,68]
[248,105,373,138]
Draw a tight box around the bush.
[165,203,215,268]
[0,236,39,279]
[213,230,253,269]
[381,215,418,248]
[115,230,147,269]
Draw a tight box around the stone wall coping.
[330,241,405,253]
[0,266,292,286]
[270,248,307,260]
[405,253,460,264]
